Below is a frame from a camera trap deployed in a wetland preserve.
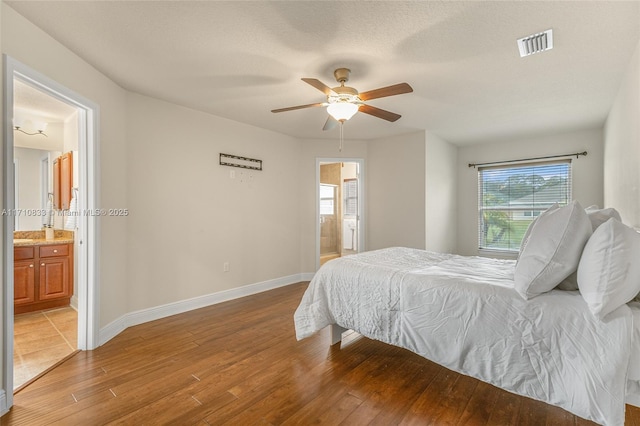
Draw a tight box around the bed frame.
[331,324,347,345]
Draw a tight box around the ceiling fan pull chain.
[339,122,344,152]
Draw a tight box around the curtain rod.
[468,151,587,168]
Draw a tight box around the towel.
[65,195,77,229]
[43,199,53,228]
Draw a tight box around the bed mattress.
[294,247,636,426]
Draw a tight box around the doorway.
[12,79,80,390]
[3,56,99,406]
[316,159,364,269]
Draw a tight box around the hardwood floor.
[2,282,639,425]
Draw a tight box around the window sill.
[477,249,518,260]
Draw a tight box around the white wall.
[125,93,303,311]
[368,132,426,250]
[63,111,78,152]
[457,128,605,256]
[13,147,48,230]
[425,132,458,253]
[63,111,79,190]
[604,40,640,228]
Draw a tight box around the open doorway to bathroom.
[317,160,364,268]
[12,78,80,390]
[3,57,99,406]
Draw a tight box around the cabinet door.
[39,257,71,301]
[60,152,73,210]
[14,260,36,305]
[53,157,61,210]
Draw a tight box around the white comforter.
[294,247,634,426]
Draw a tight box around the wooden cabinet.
[52,151,73,210]
[53,156,61,209]
[14,260,36,305]
[14,243,73,314]
[60,152,73,210]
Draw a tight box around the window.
[478,160,571,252]
[320,184,336,215]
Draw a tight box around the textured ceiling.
[6,1,640,145]
[14,80,77,123]
[13,80,77,151]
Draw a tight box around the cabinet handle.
[29,264,34,268]
[41,263,45,267]
[53,250,58,253]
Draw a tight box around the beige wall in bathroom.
[319,163,342,256]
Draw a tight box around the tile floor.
[13,306,77,390]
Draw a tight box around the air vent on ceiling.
[517,29,553,57]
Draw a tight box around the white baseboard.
[300,272,315,281]
[70,294,79,311]
[99,273,314,346]
[0,389,7,417]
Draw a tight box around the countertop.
[14,238,74,247]
[13,230,74,247]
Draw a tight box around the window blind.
[343,179,358,217]
[477,160,572,252]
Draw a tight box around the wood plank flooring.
[2,282,640,425]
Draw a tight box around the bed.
[294,246,640,426]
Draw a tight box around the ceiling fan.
[271,68,413,131]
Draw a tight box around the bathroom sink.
[13,239,34,243]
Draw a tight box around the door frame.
[2,56,100,410]
[315,158,365,271]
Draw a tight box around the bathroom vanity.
[14,231,74,314]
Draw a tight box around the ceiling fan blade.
[358,83,413,101]
[271,102,325,113]
[359,104,402,122]
[323,116,338,131]
[302,78,336,96]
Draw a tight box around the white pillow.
[514,201,592,299]
[556,205,622,291]
[518,204,559,261]
[585,205,622,231]
[577,218,640,319]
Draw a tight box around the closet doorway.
[316,159,364,269]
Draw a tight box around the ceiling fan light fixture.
[13,117,48,137]
[327,102,359,122]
